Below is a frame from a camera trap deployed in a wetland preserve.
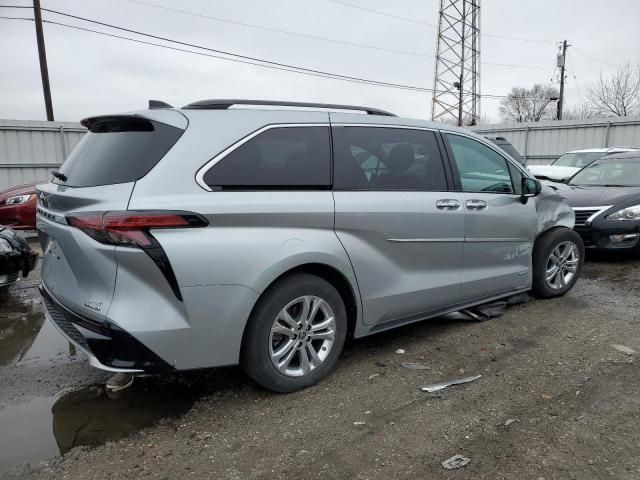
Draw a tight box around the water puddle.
[0,291,73,368]
[0,379,203,476]
[0,286,211,476]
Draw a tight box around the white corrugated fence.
[0,119,85,190]
[470,115,640,165]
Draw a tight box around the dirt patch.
[2,250,640,479]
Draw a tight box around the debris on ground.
[504,418,517,426]
[401,362,430,370]
[611,344,636,356]
[395,349,406,354]
[461,293,530,321]
[441,454,471,470]
[421,375,482,393]
[368,373,380,380]
[106,373,134,392]
[353,421,366,426]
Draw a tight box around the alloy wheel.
[545,240,579,290]
[269,295,336,377]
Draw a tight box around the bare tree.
[499,84,559,123]
[586,63,640,117]
[562,103,598,120]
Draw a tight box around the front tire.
[241,273,347,393]
[532,227,584,298]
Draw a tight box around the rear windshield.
[55,116,183,187]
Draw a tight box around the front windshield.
[553,152,604,168]
[569,159,640,186]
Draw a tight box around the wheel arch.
[242,261,361,350]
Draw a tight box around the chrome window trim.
[194,123,331,191]
[331,123,439,133]
[572,206,613,225]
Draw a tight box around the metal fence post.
[58,125,68,159]
[523,126,530,165]
[604,121,611,147]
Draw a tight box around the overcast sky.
[1,0,639,124]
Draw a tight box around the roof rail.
[182,99,396,116]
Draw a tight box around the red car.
[0,182,38,230]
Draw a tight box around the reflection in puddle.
[0,292,73,367]
[0,380,201,475]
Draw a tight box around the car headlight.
[0,238,12,253]
[4,194,34,205]
[607,204,640,221]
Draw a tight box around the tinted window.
[57,117,183,187]
[507,162,524,194]
[203,127,331,189]
[333,127,448,191]
[497,143,523,164]
[445,134,514,194]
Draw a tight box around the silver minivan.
[37,100,583,392]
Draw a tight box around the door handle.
[466,199,487,210]
[436,199,461,210]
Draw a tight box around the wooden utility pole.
[33,0,54,120]
[556,40,568,121]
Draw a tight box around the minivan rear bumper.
[40,284,173,373]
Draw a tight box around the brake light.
[67,211,208,247]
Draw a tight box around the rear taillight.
[66,211,207,303]
[67,211,208,247]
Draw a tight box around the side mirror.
[521,177,542,204]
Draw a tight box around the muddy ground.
[1,243,639,479]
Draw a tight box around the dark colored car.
[557,151,640,250]
[484,136,524,165]
[0,225,38,289]
[0,183,38,230]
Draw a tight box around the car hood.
[0,183,38,202]
[550,183,640,207]
[527,165,580,181]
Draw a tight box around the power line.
[325,0,554,44]
[10,8,524,98]
[0,14,541,101]
[0,15,445,96]
[120,0,430,58]
[572,46,620,68]
[566,50,584,102]
[0,4,550,70]
[120,0,548,69]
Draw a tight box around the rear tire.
[532,227,584,298]
[241,273,347,393]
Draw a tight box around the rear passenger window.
[203,126,331,189]
[333,127,448,191]
[444,134,514,194]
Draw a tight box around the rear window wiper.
[51,170,67,182]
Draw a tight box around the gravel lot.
[1,244,639,479]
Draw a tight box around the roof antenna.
[148,100,174,110]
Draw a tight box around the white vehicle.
[527,147,638,182]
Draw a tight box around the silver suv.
[37,100,583,392]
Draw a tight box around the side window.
[203,126,331,189]
[507,162,523,195]
[445,134,514,194]
[333,127,448,191]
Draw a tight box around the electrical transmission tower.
[431,0,480,126]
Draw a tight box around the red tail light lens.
[67,211,207,247]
